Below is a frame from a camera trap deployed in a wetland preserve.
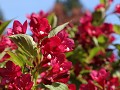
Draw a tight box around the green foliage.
[47,13,57,28]
[86,47,103,63]
[8,51,25,67]
[9,34,37,58]
[93,37,99,46]
[45,82,69,90]
[0,20,12,35]
[100,0,110,8]
[48,22,69,38]
[114,44,120,50]
[100,0,106,4]
[113,25,120,34]
[68,25,78,38]
[97,35,107,44]
[92,10,105,26]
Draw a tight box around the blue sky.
[0,0,120,24]
[0,0,120,42]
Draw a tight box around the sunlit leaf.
[47,13,57,28]
[0,20,12,35]
[92,11,105,26]
[114,44,120,50]
[45,82,68,90]
[100,0,106,4]
[86,47,102,63]
[93,37,99,46]
[8,51,24,67]
[17,53,33,67]
[48,22,69,38]
[98,35,106,43]
[9,34,37,58]
[113,25,120,34]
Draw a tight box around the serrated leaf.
[0,20,12,35]
[113,25,120,34]
[47,13,57,28]
[8,51,24,67]
[9,34,37,58]
[45,82,69,90]
[48,22,69,38]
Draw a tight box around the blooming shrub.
[0,0,120,90]
[0,13,74,89]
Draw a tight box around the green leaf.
[93,37,99,46]
[92,11,105,26]
[9,34,37,58]
[100,0,111,9]
[113,25,120,34]
[86,47,102,63]
[8,51,24,67]
[100,0,106,4]
[45,82,69,90]
[66,52,74,57]
[94,82,103,89]
[48,22,69,38]
[0,20,12,35]
[47,13,57,28]
[89,47,101,58]
[17,53,33,67]
[98,35,106,43]
[114,44,120,50]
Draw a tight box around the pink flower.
[8,74,33,90]
[0,61,21,85]
[0,35,12,53]
[68,84,76,90]
[30,17,51,41]
[80,11,92,24]
[79,80,97,90]
[114,4,120,14]
[0,54,10,63]
[0,35,17,62]
[41,30,74,58]
[7,20,27,35]
[100,23,114,35]
[90,69,109,81]
[107,77,120,90]
[95,4,105,11]
[27,10,48,20]
[38,54,72,84]
[79,68,120,90]
[90,68,109,87]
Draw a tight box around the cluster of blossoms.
[0,10,74,89]
[66,1,120,90]
[0,0,120,90]
[80,68,120,90]
[75,10,116,68]
[0,61,33,89]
